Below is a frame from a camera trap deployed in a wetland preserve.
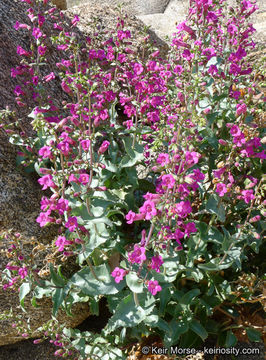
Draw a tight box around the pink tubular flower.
[78,173,90,185]
[216,183,227,197]
[241,190,255,204]
[43,72,55,82]
[14,21,31,31]
[32,27,43,39]
[150,255,163,273]
[236,103,247,116]
[17,46,31,57]
[98,141,110,154]
[6,263,19,271]
[61,80,72,93]
[36,211,54,227]
[147,280,162,296]
[230,125,241,137]
[250,215,261,223]
[162,174,175,189]
[38,145,52,159]
[185,151,200,166]
[38,175,55,190]
[65,217,78,232]
[18,267,28,279]
[184,222,197,237]
[173,201,192,218]
[56,198,69,215]
[68,174,78,184]
[157,153,170,166]
[80,139,90,151]
[133,62,144,75]
[139,200,157,220]
[71,15,80,26]
[55,236,73,252]
[57,141,70,156]
[125,210,136,224]
[38,45,47,56]
[111,267,126,283]
[128,245,146,264]
[143,192,161,204]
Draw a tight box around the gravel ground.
[0,339,58,360]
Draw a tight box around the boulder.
[52,0,67,9]
[66,0,170,15]
[137,0,266,43]
[0,0,89,346]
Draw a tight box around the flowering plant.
[1,0,265,358]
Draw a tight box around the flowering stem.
[219,178,262,265]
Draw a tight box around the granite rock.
[66,0,170,15]
[0,0,90,346]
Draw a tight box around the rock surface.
[66,0,170,15]
[0,0,90,346]
[62,0,266,43]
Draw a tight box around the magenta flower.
[111,267,126,283]
[71,15,80,26]
[147,280,162,296]
[230,125,241,137]
[202,47,216,60]
[18,267,28,279]
[133,63,144,75]
[216,183,227,197]
[56,198,69,215]
[236,103,247,116]
[191,169,205,182]
[161,174,175,189]
[65,217,78,232]
[233,133,246,147]
[38,45,47,56]
[57,141,70,156]
[55,236,73,252]
[32,27,43,39]
[176,21,195,37]
[185,151,200,166]
[150,256,163,273]
[143,192,161,203]
[68,174,78,184]
[184,222,197,237]
[61,80,72,93]
[125,210,136,224]
[17,46,31,57]
[157,153,170,166]
[241,190,255,204]
[174,201,192,218]
[14,85,24,96]
[38,175,55,190]
[39,146,52,159]
[41,196,54,211]
[43,72,55,82]
[79,173,90,185]
[139,200,157,220]
[5,263,19,271]
[174,228,184,240]
[80,139,90,152]
[14,21,31,31]
[36,211,53,227]
[98,141,110,154]
[128,245,146,264]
